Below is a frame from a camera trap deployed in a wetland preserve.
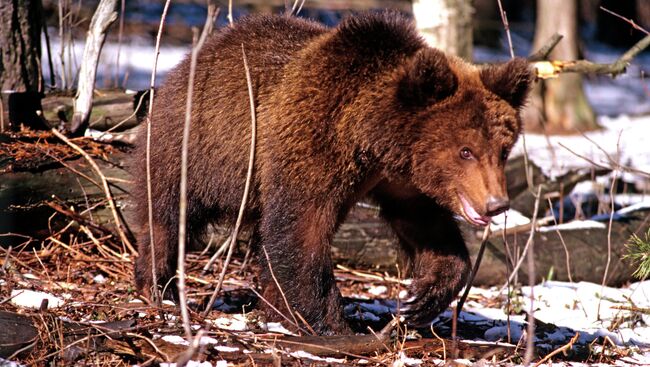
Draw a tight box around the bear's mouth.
[458,193,491,227]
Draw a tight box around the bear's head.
[389,49,533,225]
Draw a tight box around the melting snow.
[288,350,346,363]
[513,115,650,183]
[537,220,606,232]
[392,351,423,366]
[10,289,65,309]
[491,209,532,231]
[266,322,296,335]
[160,361,217,367]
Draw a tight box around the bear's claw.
[398,292,449,328]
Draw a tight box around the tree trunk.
[0,0,43,93]
[412,0,473,60]
[70,0,118,136]
[523,0,598,133]
[0,0,45,131]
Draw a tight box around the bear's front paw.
[399,280,456,328]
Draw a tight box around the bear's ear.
[479,57,534,109]
[397,48,458,107]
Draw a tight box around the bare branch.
[528,33,563,62]
[456,225,491,317]
[534,34,650,78]
[500,185,543,293]
[202,44,257,318]
[496,0,514,59]
[600,6,649,36]
[534,332,580,366]
[178,2,218,340]
[51,128,135,254]
[145,0,172,306]
[261,243,306,333]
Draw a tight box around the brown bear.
[132,11,533,335]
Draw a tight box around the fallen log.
[41,90,141,132]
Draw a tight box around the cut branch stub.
[532,34,650,79]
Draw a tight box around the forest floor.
[0,125,649,366]
[1,215,649,366]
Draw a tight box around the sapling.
[625,227,650,279]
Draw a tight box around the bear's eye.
[460,147,474,160]
[501,148,510,162]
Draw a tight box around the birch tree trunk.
[523,0,598,133]
[412,0,473,60]
[70,0,118,136]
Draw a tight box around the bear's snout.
[485,196,509,217]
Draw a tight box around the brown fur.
[132,12,533,335]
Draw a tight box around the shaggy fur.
[132,12,533,335]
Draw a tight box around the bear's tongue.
[459,194,491,226]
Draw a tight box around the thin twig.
[598,135,622,319]
[227,0,233,26]
[202,44,257,317]
[102,89,149,134]
[528,33,563,62]
[524,245,537,364]
[456,225,491,316]
[174,329,206,366]
[496,0,515,58]
[50,129,135,254]
[145,0,172,305]
[600,6,649,35]
[575,129,650,178]
[247,287,310,334]
[502,214,513,343]
[178,3,218,340]
[115,0,125,87]
[500,185,543,293]
[533,332,580,366]
[201,235,231,274]
[546,198,574,283]
[261,244,305,333]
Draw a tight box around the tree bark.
[523,0,598,133]
[0,0,43,93]
[412,0,473,60]
[70,0,118,136]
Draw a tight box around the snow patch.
[214,345,239,352]
[266,322,296,335]
[490,209,531,231]
[392,351,423,366]
[160,361,216,367]
[289,350,345,363]
[368,285,388,296]
[210,314,248,331]
[537,220,606,232]
[0,359,24,367]
[512,115,650,182]
[10,289,65,309]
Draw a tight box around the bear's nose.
[485,196,509,217]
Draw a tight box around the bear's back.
[134,15,327,223]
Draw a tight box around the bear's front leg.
[379,195,471,328]
[257,197,351,335]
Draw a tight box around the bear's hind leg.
[378,194,471,328]
[135,217,179,300]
